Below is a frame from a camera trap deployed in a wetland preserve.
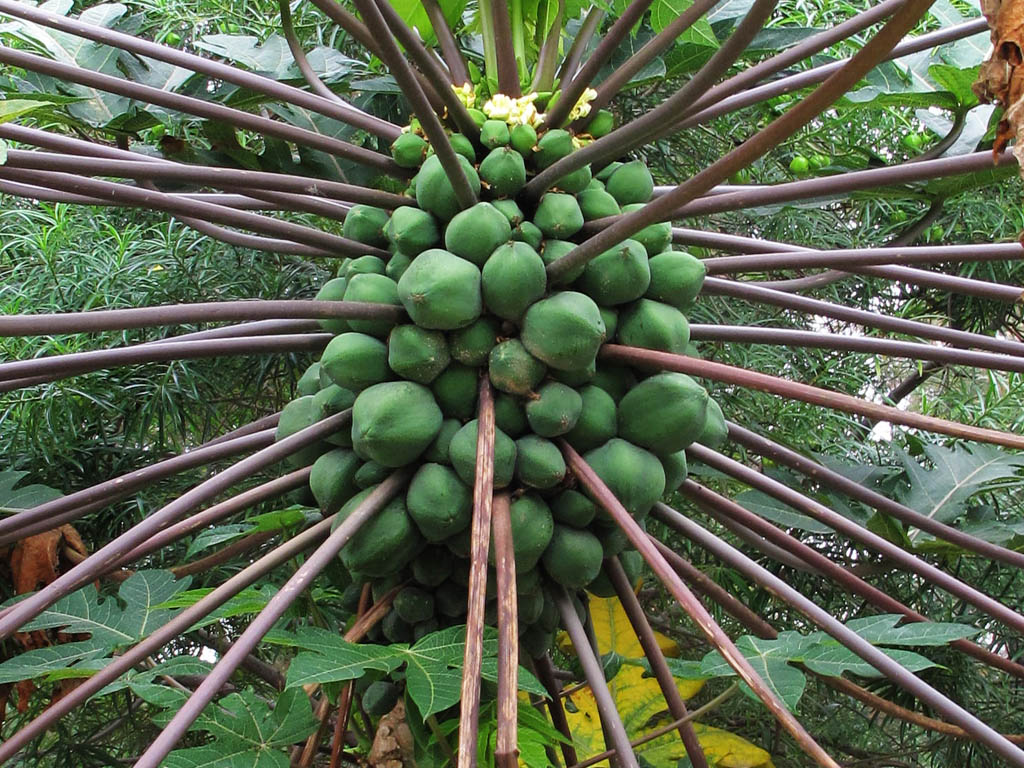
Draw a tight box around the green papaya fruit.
[480,119,510,149]
[616,299,691,353]
[525,382,583,437]
[444,202,512,265]
[617,373,709,455]
[412,546,454,586]
[646,250,706,309]
[520,292,605,372]
[275,395,328,468]
[509,122,537,156]
[321,332,390,392]
[605,160,654,205]
[551,489,597,527]
[391,132,429,168]
[661,449,688,491]
[508,494,554,570]
[385,251,412,282]
[584,438,665,519]
[697,398,728,449]
[448,419,517,489]
[297,362,322,396]
[422,418,461,463]
[310,448,360,513]
[343,204,390,247]
[482,241,547,321]
[488,338,546,395]
[449,133,476,162]
[479,147,527,198]
[385,205,440,255]
[514,434,567,489]
[336,487,420,578]
[578,187,621,221]
[576,238,650,305]
[345,254,387,279]
[491,198,525,226]
[449,316,501,367]
[355,460,391,489]
[532,128,573,169]
[394,586,436,623]
[555,164,593,194]
[351,381,443,466]
[533,193,584,239]
[315,278,349,334]
[397,249,483,330]
[512,220,543,250]
[587,110,614,138]
[621,203,671,256]
[343,273,401,337]
[387,324,450,384]
[494,393,528,437]
[415,153,481,221]
[542,525,603,589]
[564,384,617,453]
[538,239,585,286]
[431,362,479,420]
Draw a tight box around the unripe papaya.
[343,273,401,337]
[515,435,567,489]
[551,489,597,527]
[482,241,547,321]
[587,109,614,138]
[422,418,461,463]
[532,128,574,169]
[415,153,481,221]
[519,589,544,625]
[526,382,583,437]
[391,132,428,168]
[508,494,554,570]
[646,250,706,309]
[494,393,528,437]
[385,206,440,255]
[583,438,665,519]
[605,160,654,205]
[555,164,592,194]
[520,292,605,372]
[297,362,322,396]
[587,550,644,597]
[578,187,621,221]
[385,252,412,282]
[621,203,671,256]
[364,680,401,716]
[449,133,476,162]
[387,324,450,384]
[661,449,688,491]
[276,395,328,469]
[510,122,537,156]
[479,146,527,198]
[394,586,435,623]
[313,385,357,445]
[397,249,482,330]
[591,365,636,402]
[407,462,472,541]
[321,332,390,392]
[542,525,603,588]
[449,316,501,367]
[492,198,525,226]
[412,546,454,586]
[351,381,443,467]
[310,448,360,513]
[512,220,543,250]
[697,398,728,449]
[489,339,546,396]
[617,299,691,353]
[343,204,390,247]
[381,611,414,644]
[315,277,349,335]
[436,579,468,617]
[345,254,387,279]
[448,419,517,489]
[336,487,420,578]
[480,119,510,149]
[467,108,487,128]
[533,193,584,239]
[595,161,622,182]
[444,202,512,265]
[564,384,617,453]
[617,373,708,455]
[551,361,595,387]
[355,460,390,489]
[431,362,478,420]
[539,239,586,286]
[576,238,650,306]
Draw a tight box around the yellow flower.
[568,87,598,121]
[451,82,476,109]
[482,93,514,120]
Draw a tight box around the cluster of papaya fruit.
[273,108,726,654]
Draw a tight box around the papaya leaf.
[0,470,62,512]
[384,0,466,47]
[0,641,109,684]
[896,443,1024,536]
[732,489,832,533]
[164,688,317,768]
[843,614,979,646]
[800,644,937,678]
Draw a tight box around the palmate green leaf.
[896,443,1024,536]
[185,523,252,559]
[654,0,719,77]
[478,656,547,697]
[285,642,403,688]
[385,0,467,47]
[194,34,296,78]
[21,569,188,645]
[843,614,980,646]
[733,489,832,533]
[700,633,813,710]
[0,640,109,683]
[800,644,937,678]
[164,689,317,768]
[928,64,980,108]
[0,470,62,511]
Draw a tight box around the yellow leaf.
[557,594,679,659]
[692,724,776,768]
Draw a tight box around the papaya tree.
[0,0,1023,766]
